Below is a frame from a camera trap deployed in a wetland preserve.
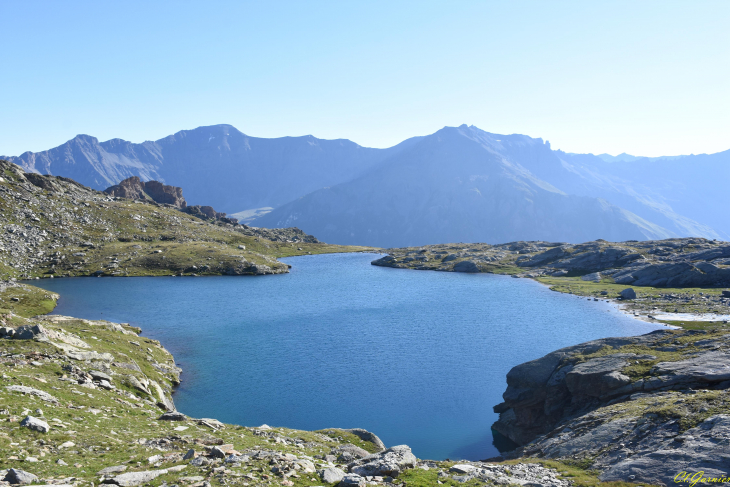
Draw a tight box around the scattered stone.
[190,456,210,467]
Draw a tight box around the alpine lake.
[32,252,664,460]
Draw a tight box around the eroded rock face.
[182,205,233,222]
[494,329,730,485]
[104,177,186,209]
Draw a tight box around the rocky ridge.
[0,283,579,487]
[372,238,730,322]
[0,160,362,281]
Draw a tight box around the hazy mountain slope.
[441,133,722,240]
[3,125,420,214]
[254,125,671,247]
[558,151,730,239]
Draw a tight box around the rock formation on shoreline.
[492,329,730,485]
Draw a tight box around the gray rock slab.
[6,385,59,404]
[98,465,127,476]
[348,445,417,478]
[20,416,50,433]
[599,415,730,486]
[654,351,730,383]
[4,468,39,485]
[112,469,168,487]
[319,466,345,483]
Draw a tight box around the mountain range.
[4,124,728,247]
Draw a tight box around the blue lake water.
[31,252,663,460]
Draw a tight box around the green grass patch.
[0,284,58,317]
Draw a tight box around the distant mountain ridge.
[254,125,674,246]
[3,124,419,214]
[4,123,728,247]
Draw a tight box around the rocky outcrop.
[181,204,238,224]
[493,329,730,485]
[104,176,187,208]
[372,237,730,292]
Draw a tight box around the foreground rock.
[493,328,730,485]
[4,468,38,484]
[19,416,50,433]
[348,445,417,477]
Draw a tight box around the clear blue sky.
[1,1,728,157]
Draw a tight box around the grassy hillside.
[0,160,371,281]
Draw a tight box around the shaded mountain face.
[254,126,672,247]
[3,125,417,214]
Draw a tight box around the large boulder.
[453,261,480,273]
[12,324,48,340]
[343,428,386,451]
[158,411,187,421]
[348,445,417,478]
[619,288,636,300]
[319,467,345,484]
[111,469,168,486]
[4,469,38,485]
[20,416,50,433]
[492,330,675,445]
[652,351,730,384]
[564,354,655,399]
